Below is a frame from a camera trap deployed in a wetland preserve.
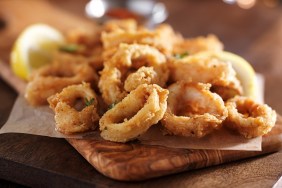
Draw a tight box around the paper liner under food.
[0,96,100,139]
[0,95,262,151]
[139,125,261,150]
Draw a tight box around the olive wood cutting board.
[0,62,281,181]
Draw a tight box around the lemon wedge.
[196,51,258,100]
[10,24,65,80]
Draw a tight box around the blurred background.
[0,0,282,113]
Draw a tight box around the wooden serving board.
[0,62,282,181]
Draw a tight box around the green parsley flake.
[174,51,189,59]
[59,44,81,53]
[108,103,116,110]
[85,97,94,106]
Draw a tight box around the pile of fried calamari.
[25,19,276,143]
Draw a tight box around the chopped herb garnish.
[108,102,116,110]
[174,51,189,59]
[59,44,81,53]
[85,97,94,106]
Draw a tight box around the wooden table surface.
[0,0,282,187]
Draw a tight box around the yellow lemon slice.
[196,51,258,100]
[10,24,65,80]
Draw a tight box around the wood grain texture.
[67,132,282,181]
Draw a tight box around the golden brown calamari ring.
[172,34,223,55]
[102,19,138,33]
[169,52,242,100]
[161,82,228,138]
[99,84,168,143]
[224,96,276,138]
[54,47,104,72]
[124,66,158,92]
[25,61,98,106]
[101,24,180,60]
[64,27,104,70]
[48,83,100,134]
[99,43,169,105]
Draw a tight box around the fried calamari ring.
[55,47,104,71]
[173,34,223,55]
[224,96,276,138]
[161,82,228,138]
[99,43,169,105]
[62,27,104,70]
[102,24,180,60]
[98,66,127,105]
[124,66,157,92]
[66,27,101,48]
[102,19,138,33]
[170,52,242,100]
[99,84,168,142]
[25,61,98,106]
[48,83,100,134]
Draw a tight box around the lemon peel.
[196,51,258,100]
[10,24,65,80]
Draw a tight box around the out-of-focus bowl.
[85,0,168,27]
